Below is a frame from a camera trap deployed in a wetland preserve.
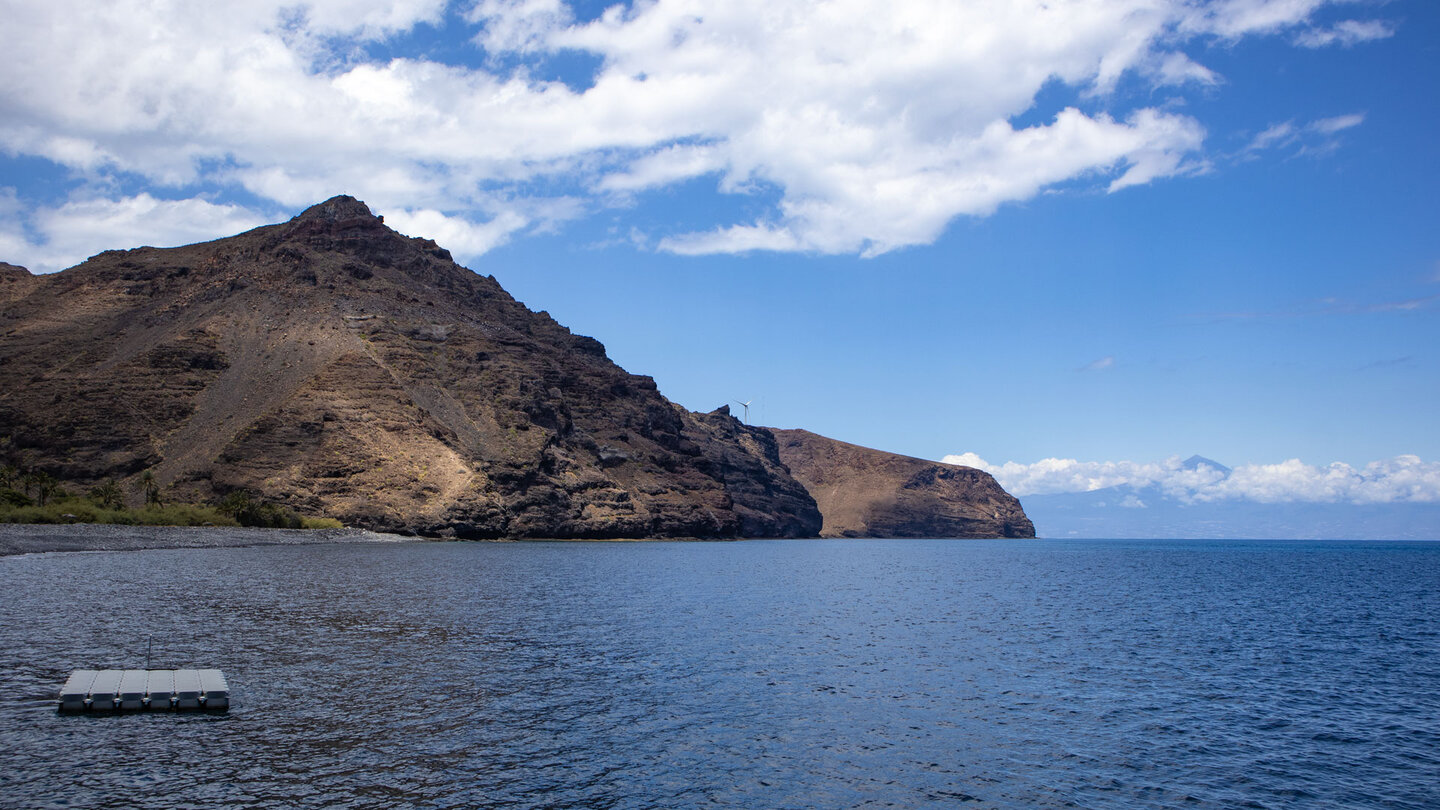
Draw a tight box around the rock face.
[0,196,820,538]
[0,263,35,303]
[768,428,1036,538]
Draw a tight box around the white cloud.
[944,453,1202,496]
[383,207,531,257]
[1207,457,1440,504]
[291,0,449,38]
[468,0,575,54]
[0,0,1391,265]
[1183,0,1330,39]
[1081,355,1116,372]
[1243,113,1365,156]
[1309,113,1365,135]
[1246,121,1298,152]
[1294,19,1395,48]
[658,224,803,256]
[945,453,1440,505]
[0,193,271,274]
[597,144,726,193]
[1153,51,1221,86]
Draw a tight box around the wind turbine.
[734,399,752,424]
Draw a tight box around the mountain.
[0,196,821,538]
[1180,455,1230,475]
[768,429,1034,538]
[0,196,1036,540]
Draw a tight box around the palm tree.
[19,471,39,499]
[90,479,125,510]
[0,464,17,490]
[33,472,61,507]
[139,470,163,507]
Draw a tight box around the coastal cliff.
[768,428,1035,538]
[0,197,820,538]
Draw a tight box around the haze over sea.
[2,536,1436,809]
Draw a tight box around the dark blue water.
[1,538,1437,809]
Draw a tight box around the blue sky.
[2,0,1437,506]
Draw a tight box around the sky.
[2,0,1438,509]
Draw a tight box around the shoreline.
[0,525,1063,556]
[0,523,418,557]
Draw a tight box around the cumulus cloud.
[0,0,1394,266]
[468,0,574,54]
[0,192,271,273]
[383,207,531,257]
[945,453,1440,505]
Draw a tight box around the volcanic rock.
[768,428,1035,538]
[0,263,35,303]
[0,196,821,538]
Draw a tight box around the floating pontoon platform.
[58,669,228,714]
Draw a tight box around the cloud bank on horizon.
[0,0,1394,272]
[945,453,1440,505]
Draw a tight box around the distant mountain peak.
[1181,455,1231,475]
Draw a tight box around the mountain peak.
[1182,455,1231,475]
[293,195,379,224]
[281,195,394,248]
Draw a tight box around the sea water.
[0,537,1436,808]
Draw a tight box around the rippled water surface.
[1,537,1437,808]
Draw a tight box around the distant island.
[0,196,1033,540]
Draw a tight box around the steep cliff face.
[768,428,1036,538]
[687,405,824,538]
[0,196,820,538]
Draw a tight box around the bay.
[1,537,1437,808]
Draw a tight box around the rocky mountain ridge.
[0,196,1030,539]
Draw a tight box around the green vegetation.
[215,489,342,529]
[1,496,239,527]
[0,465,342,529]
[89,479,124,509]
[303,516,346,529]
[139,470,162,507]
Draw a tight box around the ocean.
[1,537,1436,808]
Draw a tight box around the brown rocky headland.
[769,428,1035,538]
